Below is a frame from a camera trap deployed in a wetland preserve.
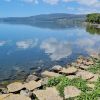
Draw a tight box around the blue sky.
[0,0,100,17]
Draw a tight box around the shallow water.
[0,23,100,82]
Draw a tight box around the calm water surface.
[0,24,100,81]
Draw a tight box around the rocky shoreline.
[0,54,100,100]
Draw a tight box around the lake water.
[0,23,100,82]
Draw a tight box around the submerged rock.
[64,86,81,99]
[33,87,63,100]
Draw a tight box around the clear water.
[0,23,100,82]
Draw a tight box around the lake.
[0,23,100,82]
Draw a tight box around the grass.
[47,58,100,99]
[47,76,100,99]
[47,76,90,97]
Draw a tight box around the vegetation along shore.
[86,13,100,29]
[0,54,100,100]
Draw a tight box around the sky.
[0,0,100,17]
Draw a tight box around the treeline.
[86,13,100,24]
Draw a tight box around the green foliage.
[76,92,98,100]
[47,76,68,87]
[69,78,89,92]
[86,25,100,35]
[87,60,100,74]
[47,76,89,97]
[86,13,100,24]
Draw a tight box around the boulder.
[20,90,32,97]
[66,75,78,79]
[7,82,24,93]
[0,94,10,99]
[3,94,31,100]
[41,71,61,78]
[26,75,39,82]
[41,77,49,85]
[76,70,94,80]
[64,86,81,99]
[51,65,63,72]
[79,65,90,70]
[88,74,99,82]
[87,84,95,89]
[59,67,77,75]
[85,61,94,66]
[24,80,41,91]
[33,87,63,100]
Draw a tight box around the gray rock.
[20,90,32,97]
[26,75,39,82]
[51,65,63,72]
[41,77,49,85]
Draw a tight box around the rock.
[51,65,63,72]
[76,70,94,80]
[41,77,49,85]
[76,59,83,64]
[64,86,81,99]
[26,75,39,82]
[87,84,95,89]
[88,74,99,82]
[71,62,77,67]
[33,87,63,100]
[20,90,32,97]
[41,71,61,78]
[66,75,78,79]
[1,88,8,94]
[0,94,10,99]
[3,94,31,100]
[24,80,41,91]
[85,61,94,66]
[90,53,100,59]
[7,82,24,93]
[79,65,90,70]
[59,67,77,75]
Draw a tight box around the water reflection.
[76,37,100,55]
[40,38,72,61]
[86,25,100,35]
[16,39,38,49]
[0,41,6,46]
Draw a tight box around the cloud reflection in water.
[40,38,72,61]
[16,39,38,49]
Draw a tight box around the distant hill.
[0,13,86,29]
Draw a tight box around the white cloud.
[16,39,38,49]
[22,0,39,4]
[43,0,59,5]
[63,0,100,6]
[40,38,72,61]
